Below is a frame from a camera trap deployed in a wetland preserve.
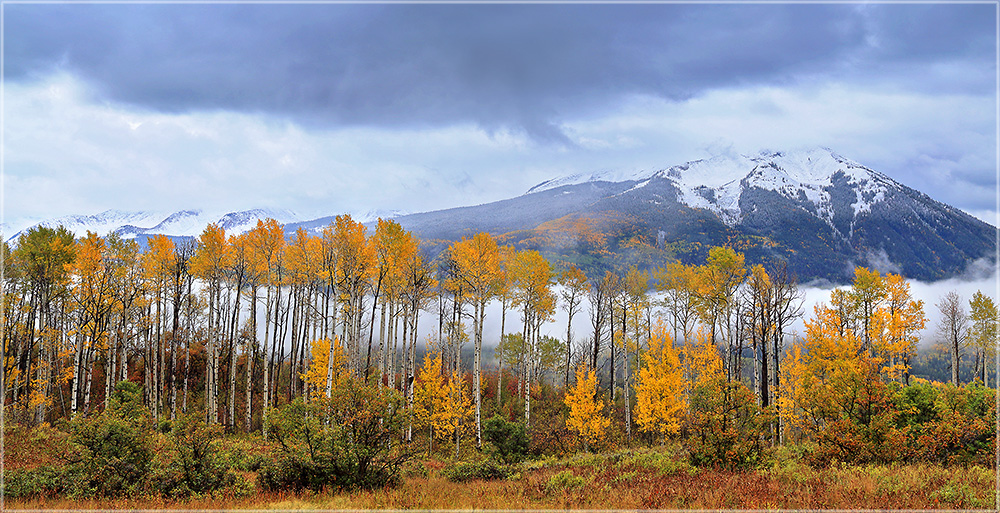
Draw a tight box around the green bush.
[686,380,772,470]
[440,458,515,482]
[66,381,154,497]
[621,449,696,476]
[259,379,412,492]
[2,465,79,498]
[545,469,586,492]
[154,414,234,498]
[482,415,529,463]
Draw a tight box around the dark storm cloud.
[6,3,994,140]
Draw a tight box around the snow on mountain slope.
[148,210,207,237]
[7,208,302,243]
[670,148,892,232]
[528,147,897,234]
[217,208,301,236]
[354,209,408,224]
[8,209,170,241]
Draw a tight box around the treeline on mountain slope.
[3,217,996,490]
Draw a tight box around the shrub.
[259,378,412,492]
[154,414,234,498]
[686,379,773,470]
[911,383,994,465]
[621,449,696,476]
[545,470,586,492]
[482,415,529,463]
[441,458,515,482]
[2,465,79,498]
[66,381,154,497]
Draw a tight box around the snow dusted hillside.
[7,206,410,245]
[7,208,303,243]
[527,148,899,234]
[8,147,992,282]
[399,146,994,282]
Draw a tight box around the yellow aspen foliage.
[779,303,876,436]
[414,352,449,440]
[681,328,724,393]
[441,372,475,440]
[415,353,473,443]
[190,223,230,281]
[565,366,610,450]
[634,322,685,437]
[302,338,345,396]
[878,273,925,376]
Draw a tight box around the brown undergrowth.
[8,448,996,510]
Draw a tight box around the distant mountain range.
[7,208,302,244]
[8,148,995,283]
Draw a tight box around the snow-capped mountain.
[7,148,993,283]
[526,148,905,237]
[7,208,303,243]
[7,205,409,247]
[392,147,994,282]
[282,208,408,236]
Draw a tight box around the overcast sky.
[4,3,997,232]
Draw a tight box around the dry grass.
[6,434,996,510]
[9,457,996,510]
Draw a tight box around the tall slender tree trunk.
[262,284,272,436]
[406,305,418,443]
[473,300,482,448]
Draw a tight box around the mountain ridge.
[8,148,994,283]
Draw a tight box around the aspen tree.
[565,365,609,452]
[587,271,613,374]
[11,226,74,422]
[224,231,253,427]
[333,215,374,377]
[655,262,698,344]
[370,219,413,383]
[234,232,263,431]
[450,232,502,447]
[744,264,773,406]
[169,240,195,421]
[142,234,175,420]
[602,271,623,402]
[937,290,968,386]
[693,247,745,381]
[495,245,515,406]
[509,249,553,427]
[106,235,142,417]
[247,219,285,434]
[878,273,925,382]
[399,238,433,442]
[967,291,997,385]
[634,322,684,441]
[768,260,802,443]
[622,266,648,442]
[850,267,886,354]
[191,223,230,424]
[414,352,448,451]
[318,222,340,396]
[68,232,116,417]
[558,264,587,387]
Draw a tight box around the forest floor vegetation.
[5,423,995,510]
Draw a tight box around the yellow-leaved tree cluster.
[3,219,996,465]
